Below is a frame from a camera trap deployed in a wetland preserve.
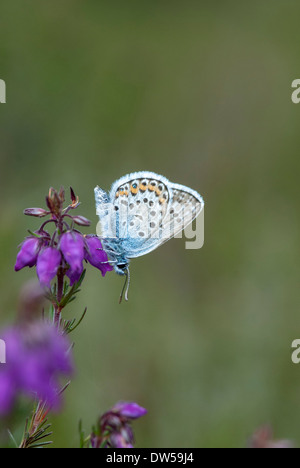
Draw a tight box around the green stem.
[55,270,64,326]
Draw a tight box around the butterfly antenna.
[125,267,130,302]
[119,268,130,304]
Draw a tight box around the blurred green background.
[0,0,300,448]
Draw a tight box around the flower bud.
[46,188,63,217]
[24,208,49,218]
[72,216,91,227]
[70,187,77,204]
[58,186,65,204]
[69,187,80,209]
[113,402,148,419]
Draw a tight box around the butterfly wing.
[126,182,204,258]
[107,172,171,257]
[94,186,115,238]
[105,172,204,259]
[153,182,204,249]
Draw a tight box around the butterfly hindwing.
[157,184,204,243]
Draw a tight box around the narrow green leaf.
[28,441,53,448]
[7,429,18,448]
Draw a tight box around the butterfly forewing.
[111,175,170,241]
[95,186,116,238]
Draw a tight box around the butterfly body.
[95,171,204,278]
[100,238,131,276]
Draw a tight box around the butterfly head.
[101,240,131,302]
[114,261,130,276]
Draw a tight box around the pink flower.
[113,401,148,419]
[0,323,73,414]
[36,247,62,288]
[60,232,85,285]
[93,401,147,448]
[84,235,113,277]
[15,238,40,271]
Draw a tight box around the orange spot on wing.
[139,184,147,192]
[131,186,139,195]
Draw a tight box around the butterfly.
[95,171,204,302]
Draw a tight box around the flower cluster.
[0,322,73,414]
[2,186,148,449]
[15,187,112,289]
[90,402,147,448]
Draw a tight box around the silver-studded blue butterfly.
[95,171,204,301]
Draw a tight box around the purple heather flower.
[0,369,15,413]
[0,323,73,414]
[36,247,62,288]
[60,232,85,285]
[110,433,133,449]
[113,401,148,419]
[84,235,113,276]
[72,216,91,227]
[95,401,147,449]
[23,208,49,218]
[16,187,112,310]
[15,237,40,271]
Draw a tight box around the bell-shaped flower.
[36,247,62,288]
[60,232,85,285]
[15,237,40,272]
[84,235,113,277]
